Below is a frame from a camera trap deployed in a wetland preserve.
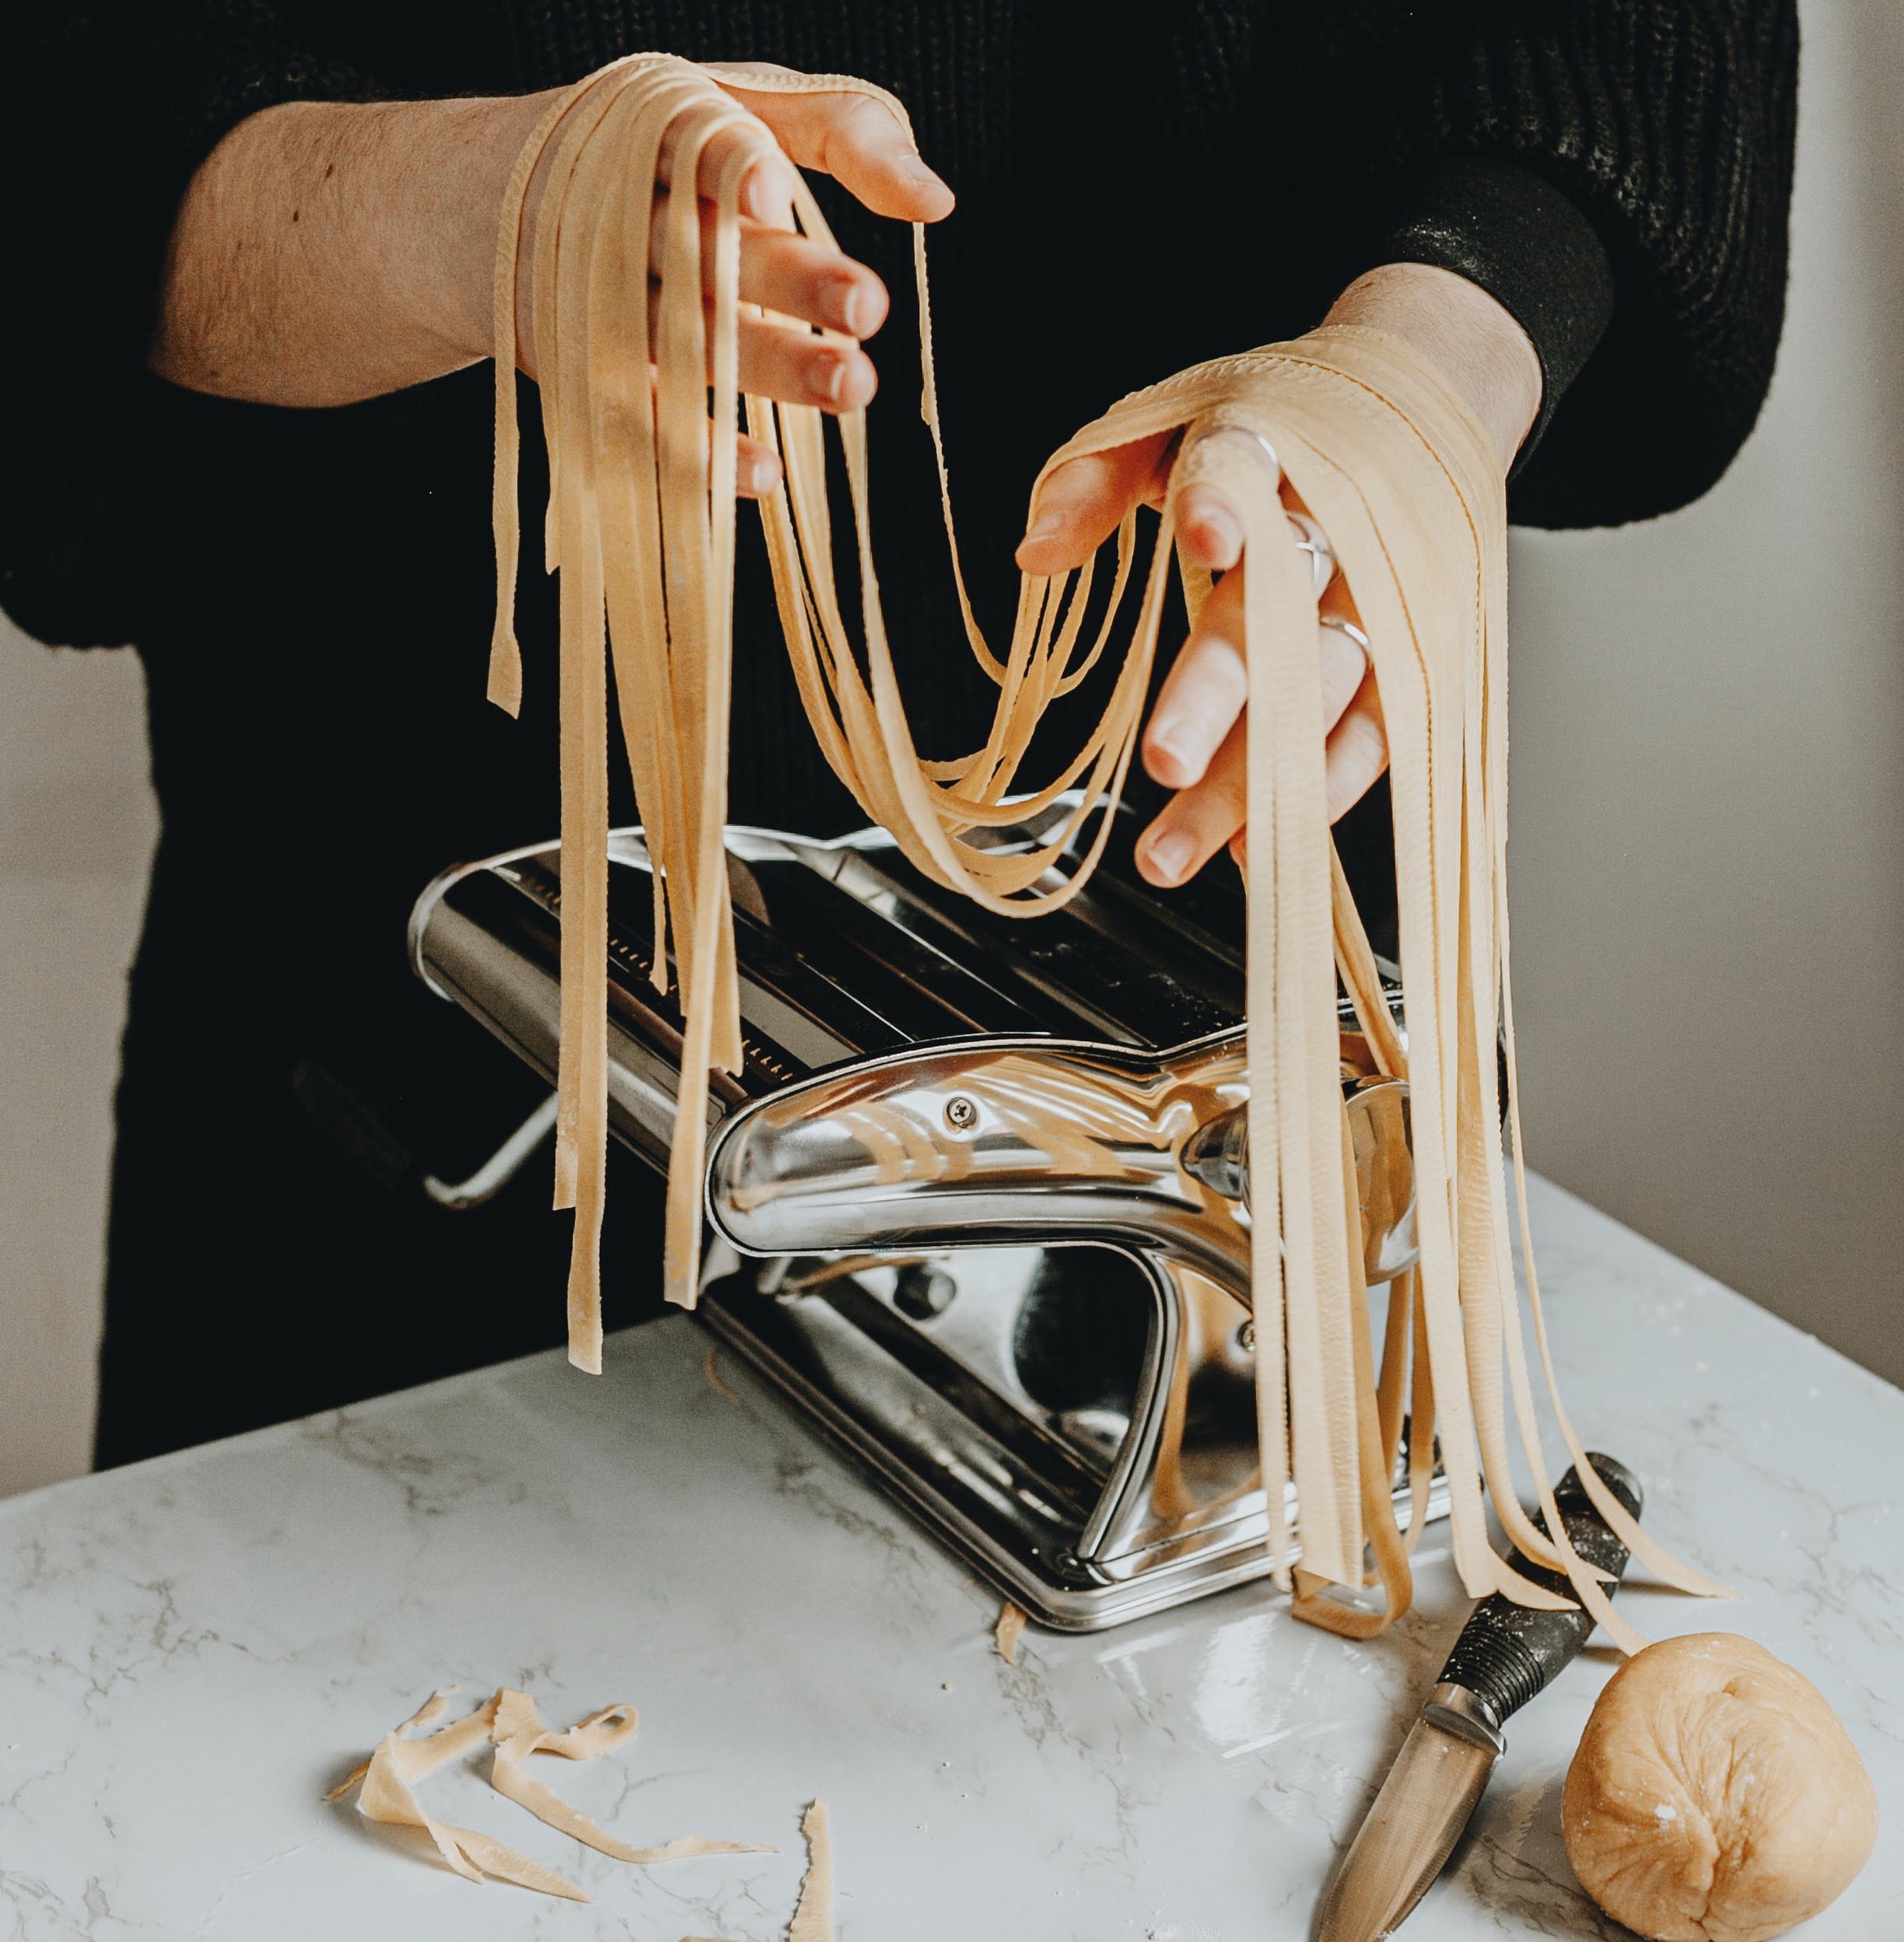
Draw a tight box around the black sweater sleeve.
[0,6,380,646]
[0,0,1801,655]
[1309,0,1801,528]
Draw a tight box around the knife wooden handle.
[1433,1454,1643,1724]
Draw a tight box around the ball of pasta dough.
[1562,1633,1878,1942]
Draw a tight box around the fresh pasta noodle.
[488,54,1724,1637]
[789,1798,836,1942]
[326,1686,768,1901]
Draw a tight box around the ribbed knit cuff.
[1342,157,1615,473]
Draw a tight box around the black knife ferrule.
[1433,1454,1643,1728]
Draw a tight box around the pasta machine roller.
[408,799,1443,1629]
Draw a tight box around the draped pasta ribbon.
[488,54,1726,1639]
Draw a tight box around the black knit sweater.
[0,0,1798,1465]
[3,0,1798,651]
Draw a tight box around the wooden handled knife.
[1313,1453,1643,1942]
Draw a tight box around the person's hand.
[153,66,954,476]
[1017,426,1384,884]
[1014,263,1542,887]
[520,62,956,499]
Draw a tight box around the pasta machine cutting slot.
[409,800,1445,1629]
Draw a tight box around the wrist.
[152,92,553,407]
[382,93,555,375]
[1321,263,1542,474]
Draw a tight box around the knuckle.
[1182,639,1246,706]
[843,90,906,138]
[1339,715,1388,767]
[1203,760,1248,823]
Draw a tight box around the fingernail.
[814,352,848,404]
[1147,719,1198,779]
[741,157,782,221]
[901,156,943,188]
[747,452,781,495]
[1145,831,1195,884]
[828,273,866,338]
[1022,510,1062,544]
[1195,510,1243,561]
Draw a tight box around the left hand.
[1014,263,1543,888]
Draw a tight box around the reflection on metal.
[410,796,1446,1631]
[705,1032,1418,1308]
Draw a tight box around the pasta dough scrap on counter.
[1563,1633,1878,1942]
[788,1798,835,1942]
[491,51,1730,1639]
[327,1686,771,1902]
[649,1807,831,1942]
[993,1601,1028,1664]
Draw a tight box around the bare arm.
[149,71,953,488]
[151,93,548,408]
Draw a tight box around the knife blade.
[1313,1452,1643,1942]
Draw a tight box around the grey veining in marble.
[1,1175,1899,1939]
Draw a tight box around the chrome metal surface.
[421,1090,558,1209]
[1420,1680,1506,1755]
[409,797,1438,1629]
[1313,1709,1500,1942]
[706,1032,1419,1302]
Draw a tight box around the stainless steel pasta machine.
[408,799,1442,1629]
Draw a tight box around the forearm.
[1322,263,1542,475]
[149,92,551,408]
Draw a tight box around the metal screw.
[943,1094,978,1131]
[1237,1319,1256,1352]
[893,1261,957,1321]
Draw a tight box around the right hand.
[518,62,956,499]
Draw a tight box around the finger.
[1143,650,1388,884]
[1016,432,1174,575]
[1143,587,1370,792]
[1134,713,1248,889]
[734,431,782,500]
[704,67,956,222]
[1324,673,1389,823]
[654,116,798,227]
[649,198,890,339]
[735,313,876,410]
[1230,677,1385,870]
[1318,620,1372,738]
[738,221,888,337]
[1143,566,1247,789]
[645,283,879,410]
[1174,482,1244,572]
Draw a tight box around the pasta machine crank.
[408,799,1444,1629]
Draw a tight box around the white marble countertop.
[2,1175,1899,1940]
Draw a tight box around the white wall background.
[1507,0,1904,1391]
[1,0,1899,1496]
[0,636,156,1494]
